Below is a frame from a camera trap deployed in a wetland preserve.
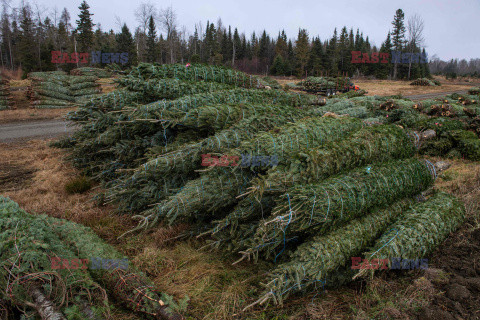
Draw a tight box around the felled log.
[28,287,66,320]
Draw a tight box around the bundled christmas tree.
[356,191,465,277]
[240,158,435,260]
[0,196,185,320]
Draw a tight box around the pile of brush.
[457,95,477,106]
[297,76,350,93]
[410,78,439,86]
[468,87,480,95]
[427,104,457,117]
[379,99,400,111]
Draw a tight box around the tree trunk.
[0,45,4,69]
[74,37,79,68]
[29,287,66,320]
[136,39,139,62]
[8,38,13,69]
[408,47,413,80]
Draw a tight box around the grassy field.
[1,137,479,319]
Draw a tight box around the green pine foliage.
[108,112,307,213]
[245,159,435,259]
[359,191,465,268]
[297,77,349,93]
[259,198,414,305]
[206,125,416,238]
[27,72,101,108]
[139,116,365,228]
[251,124,416,196]
[0,196,186,319]
[410,78,438,86]
[146,16,157,63]
[70,67,113,78]
[75,1,95,52]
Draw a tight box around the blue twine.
[274,194,294,262]
[369,228,399,258]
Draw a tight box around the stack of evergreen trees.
[27,71,101,108]
[71,67,113,78]
[0,76,12,110]
[0,196,186,319]
[410,78,440,86]
[53,63,472,309]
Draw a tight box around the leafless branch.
[407,14,425,49]
[134,1,156,33]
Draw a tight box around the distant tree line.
[429,57,480,79]
[1,1,433,79]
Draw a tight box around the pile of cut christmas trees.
[54,63,470,310]
[0,196,187,319]
[311,92,480,160]
[0,75,12,110]
[292,76,351,94]
[410,78,441,86]
[27,71,102,109]
[70,67,113,78]
[468,87,480,95]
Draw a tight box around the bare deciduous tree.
[134,1,156,33]
[114,15,124,31]
[134,1,156,61]
[59,7,71,32]
[407,14,425,79]
[158,6,177,63]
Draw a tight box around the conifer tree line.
[2,1,473,79]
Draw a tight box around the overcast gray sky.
[28,0,480,60]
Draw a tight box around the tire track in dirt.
[0,119,76,142]
[403,90,469,101]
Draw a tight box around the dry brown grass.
[9,79,31,87]
[272,76,480,97]
[0,140,134,241]
[0,107,76,123]
[0,68,22,80]
[434,158,480,230]
[98,77,117,94]
[287,274,438,320]
[352,80,473,97]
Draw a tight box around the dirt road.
[0,119,75,142]
[403,90,469,101]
